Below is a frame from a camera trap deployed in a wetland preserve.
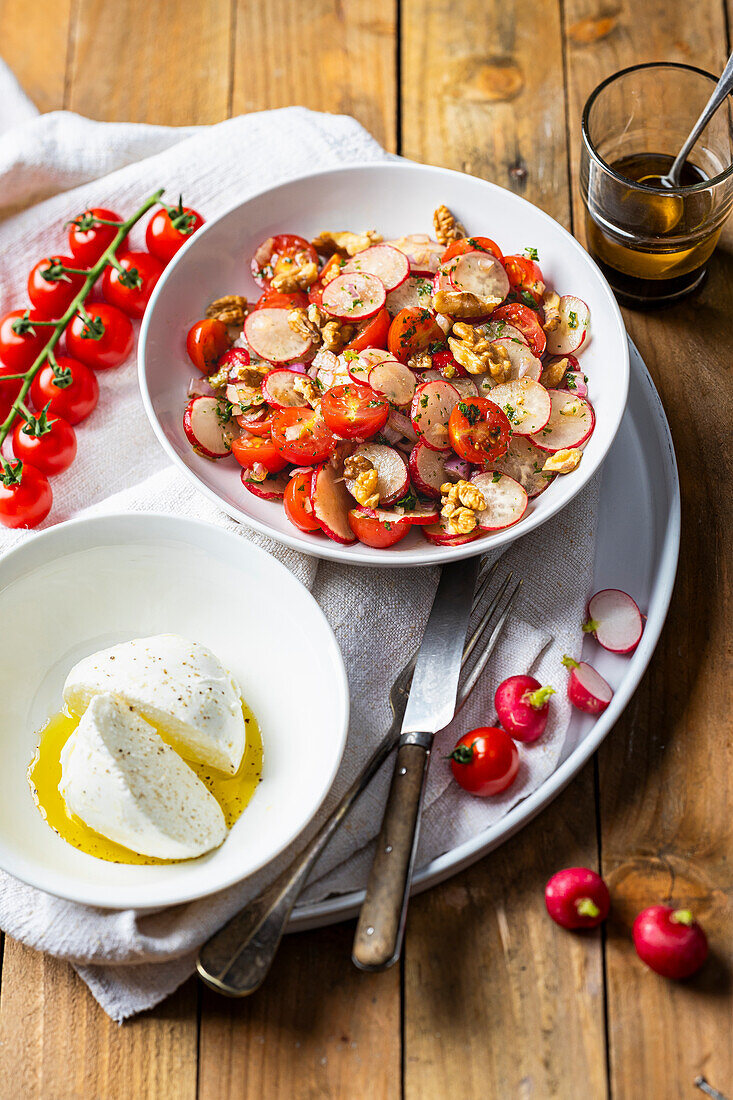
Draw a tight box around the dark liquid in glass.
[585,153,715,307]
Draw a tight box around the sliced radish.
[310,462,357,544]
[563,656,613,714]
[320,272,386,321]
[344,353,372,384]
[346,443,409,506]
[546,296,590,355]
[470,472,528,530]
[244,308,313,365]
[341,244,409,293]
[261,368,310,408]
[421,520,482,546]
[584,589,644,654]
[387,408,419,444]
[420,370,478,401]
[241,470,290,500]
[183,397,234,459]
[410,380,461,452]
[408,440,451,497]
[478,320,528,346]
[487,378,551,436]
[355,347,398,369]
[449,251,510,304]
[386,274,434,315]
[369,360,416,406]
[563,370,588,398]
[490,435,555,498]
[530,390,595,452]
[384,235,444,274]
[226,380,263,412]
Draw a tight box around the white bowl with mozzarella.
[0,513,348,909]
[139,161,629,566]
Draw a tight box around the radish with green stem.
[562,655,613,714]
[633,906,708,979]
[545,867,610,929]
[583,589,644,654]
[494,674,555,742]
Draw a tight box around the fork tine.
[455,578,523,713]
[462,570,513,666]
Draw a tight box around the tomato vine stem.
[0,188,165,463]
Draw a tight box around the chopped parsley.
[492,471,501,483]
[568,311,578,329]
[524,246,539,261]
[457,401,481,425]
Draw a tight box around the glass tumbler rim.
[581,60,733,196]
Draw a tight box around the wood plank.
[401,0,571,226]
[0,938,198,1099]
[562,2,733,1095]
[198,921,401,1099]
[231,0,397,151]
[0,0,72,112]
[67,0,232,124]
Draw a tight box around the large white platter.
[290,338,679,929]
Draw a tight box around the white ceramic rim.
[138,160,630,568]
[0,512,350,908]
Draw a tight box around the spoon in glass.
[661,49,733,188]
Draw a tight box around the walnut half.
[448,323,511,380]
[206,294,248,326]
[433,204,466,246]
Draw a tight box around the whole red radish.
[495,674,555,742]
[562,655,613,714]
[633,906,708,979]
[545,867,610,929]
[583,588,644,654]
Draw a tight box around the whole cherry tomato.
[101,251,164,319]
[449,726,519,796]
[66,304,134,370]
[0,363,23,406]
[442,236,504,264]
[231,433,288,474]
[12,408,77,476]
[491,302,546,357]
[186,318,233,375]
[0,309,54,372]
[387,308,445,364]
[448,397,512,465]
[0,461,53,529]
[68,208,127,266]
[28,256,87,319]
[30,356,99,425]
[321,383,389,439]
[284,470,321,532]
[271,408,336,465]
[344,306,391,353]
[503,254,546,306]
[251,233,318,289]
[0,395,11,425]
[146,198,204,264]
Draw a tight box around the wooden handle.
[352,741,430,971]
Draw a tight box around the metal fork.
[196,562,522,997]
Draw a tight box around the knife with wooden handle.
[352,558,479,971]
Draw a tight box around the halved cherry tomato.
[101,251,164,319]
[271,407,336,464]
[449,726,519,796]
[186,318,233,375]
[344,306,391,353]
[231,433,288,474]
[503,255,546,306]
[448,396,511,465]
[284,470,320,532]
[308,254,345,306]
[387,308,446,364]
[321,383,389,439]
[68,208,127,266]
[12,409,77,477]
[28,256,87,319]
[251,233,318,289]
[442,236,504,264]
[348,509,411,548]
[66,303,134,370]
[0,309,53,372]
[218,347,251,376]
[432,348,467,379]
[30,357,99,425]
[145,199,204,264]
[491,302,546,357]
[238,408,274,437]
[0,461,53,529]
[254,288,309,311]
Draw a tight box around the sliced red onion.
[443,454,472,481]
[564,370,588,398]
[188,375,215,398]
[387,408,418,443]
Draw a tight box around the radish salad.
[182,206,593,550]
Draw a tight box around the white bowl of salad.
[139,162,628,566]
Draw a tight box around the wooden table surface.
[0,2,731,1097]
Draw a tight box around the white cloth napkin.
[0,59,599,1022]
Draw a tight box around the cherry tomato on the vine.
[12,408,77,477]
[0,363,23,406]
[449,726,519,796]
[271,407,336,465]
[321,383,389,439]
[231,433,288,474]
[145,198,204,264]
[186,318,233,375]
[102,251,164,319]
[448,396,512,465]
[284,470,321,532]
[0,309,54,372]
[68,208,127,266]
[28,256,87,319]
[0,461,53,529]
[30,356,99,425]
[66,304,134,370]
